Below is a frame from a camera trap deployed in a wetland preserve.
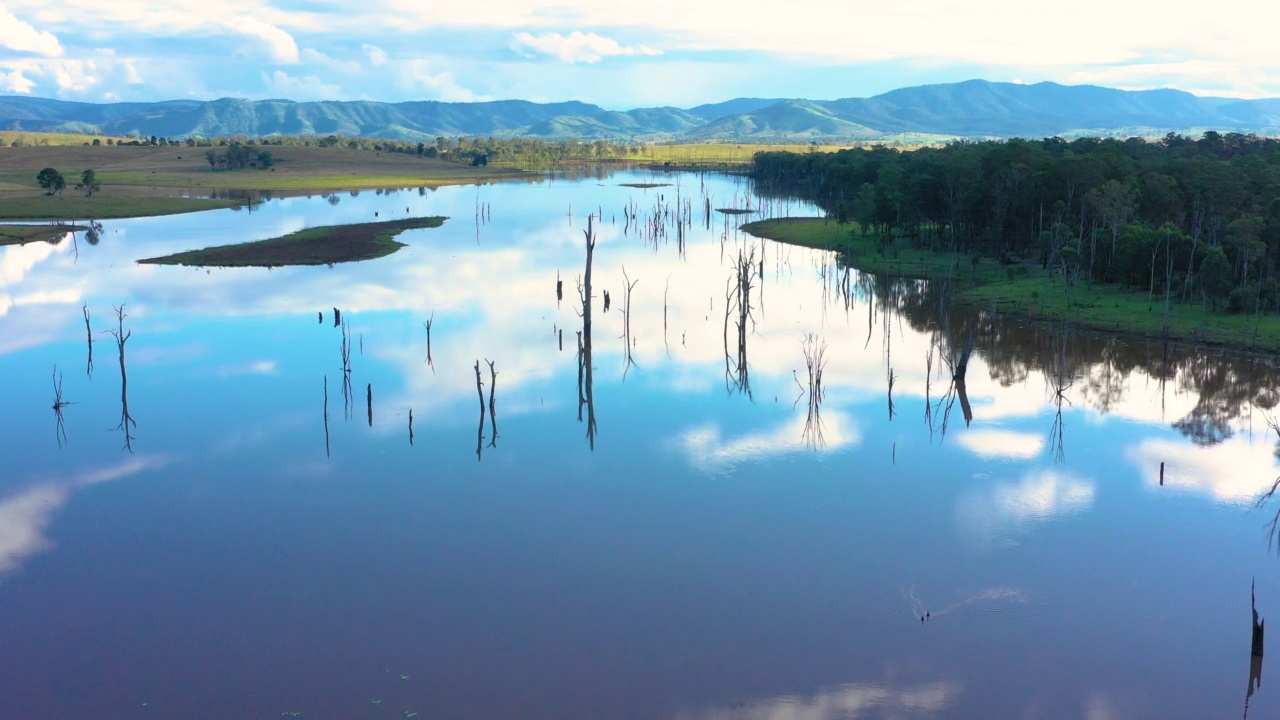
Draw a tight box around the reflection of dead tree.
[423,313,435,373]
[409,409,414,447]
[486,359,498,448]
[576,216,598,449]
[620,266,638,376]
[887,368,897,421]
[366,383,373,427]
[333,307,341,327]
[556,271,563,305]
[105,304,136,453]
[1257,413,1280,554]
[323,375,330,458]
[927,336,973,441]
[82,304,93,378]
[1246,579,1266,719]
[52,365,71,448]
[794,334,827,448]
[474,360,486,461]
[724,247,758,397]
[340,318,353,421]
[924,346,934,430]
[1047,324,1074,462]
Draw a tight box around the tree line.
[752,133,1280,314]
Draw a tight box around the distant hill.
[3,80,1279,142]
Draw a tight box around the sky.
[1,0,1279,107]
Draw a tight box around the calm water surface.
[2,169,1279,719]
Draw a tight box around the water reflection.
[677,681,960,720]
[1248,580,1266,718]
[106,305,136,453]
[577,216,598,450]
[6,169,1280,719]
[51,365,69,448]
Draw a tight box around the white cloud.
[396,59,487,101]
[0,456,169,579]
[0,65,36,92]
[229,17,300,64]
[262,69,342,100]
[363,43,388,67]
[955,429,1044,460]
[957,470,1095,545]
[0,5,63,56]
[680,411,860,473]
[1126,435,1280,503]
[675,681,960,720]
[512,31,661,64]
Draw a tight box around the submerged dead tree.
[795,334,827,448]
[474,359,486,460]
[620,266,639,376]
[323,375,330,458]
[724,247,759,397]
[424,313,435,372]
[487,359,498,448]
[340,318,353,420]
[576,215,598,448]
[82,304,93,378]
[106,304,136,453]
[52,365,71,448]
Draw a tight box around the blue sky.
[2,0,1278,107]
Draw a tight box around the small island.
[138,216,446,268]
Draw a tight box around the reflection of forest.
[856,265,1280,449]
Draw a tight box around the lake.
[2,168,1278,719]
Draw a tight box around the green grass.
[0,194,238,220]
[743,217,1280,351]
[138,216,447,268]
[0,143,527,219]
[0,223,89,246]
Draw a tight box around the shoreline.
[743,217,1280,353]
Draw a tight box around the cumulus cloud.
[230,17,300,63]
[0,5,63,56]
[363,44,388,67]
[0,65,36,92]
[512,31,660,64]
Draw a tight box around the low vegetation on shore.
[138,216,446,268]
[745,217,1280,349]
[0,223,88,246]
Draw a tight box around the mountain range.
[3,80,1280,142]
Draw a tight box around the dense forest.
[751,133,1280,314]
[38,132,642,169]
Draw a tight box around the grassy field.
[138,216,446,268]
[618,140,949,167]
[0,223,88,246]
[0,142,526,219]
[744,217,1280,350]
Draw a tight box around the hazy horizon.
[3,1,1278,107]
